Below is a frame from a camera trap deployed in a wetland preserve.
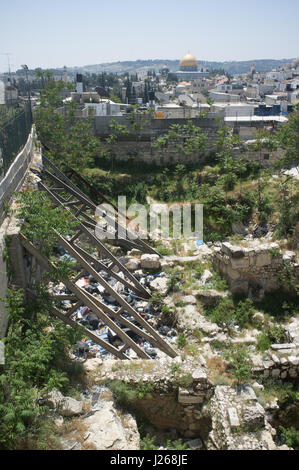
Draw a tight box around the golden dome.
[179,53,198,68]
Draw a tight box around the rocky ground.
[46,234,298,450]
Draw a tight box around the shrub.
[279,426,299,449]
[166,439,189,450]
[225,347,252,384]
[257,333,272,352]
[0,289,83,449]
[160,306,177,327]
[207,297,254,330]
[177,373,193,388]
[140,434,158,450]
[176,333,187,349]
[257,325,285,351]
[149,292,164,310]
[107,380,137,406]
[169,363,182,375]
[108,380,154,406]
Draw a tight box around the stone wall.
[94,114,283,167]
[95,115,221,166]
[100,129,219,166]
[213,241,298,298]
[98,358,214,439]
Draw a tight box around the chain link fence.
[0,102,33,179]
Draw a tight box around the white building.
[209,91,240,102]
[215,84,233,93]
[83,100,122,116]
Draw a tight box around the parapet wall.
[213,241,298,298]
[0,126,35,224]
[0,127,36,337]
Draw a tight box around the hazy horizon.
[1,0,298,73]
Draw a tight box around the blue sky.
[0,0,298,72]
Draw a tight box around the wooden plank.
[20,232,177,358]
[73,244,142,295]
[43,156,160,255]
[77,223,150,298]
[83,289,166,352]
[39,181,139,290]
[62,279,150,359]
[56,232,177,358]
[48,305,128,359]
[65,300,83,318]
[22,236,149,359]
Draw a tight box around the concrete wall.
[0,217,10,337]
[0,126,35,224]
[0,126,35,337]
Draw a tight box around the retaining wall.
[0,126,35,337]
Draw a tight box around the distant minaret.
[251,62,256,76]
[63,66,68,82]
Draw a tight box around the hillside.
[67,58,294,76]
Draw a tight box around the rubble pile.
[207,385,290,450]
[50,247,180,361]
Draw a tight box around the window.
[263,154,270,160]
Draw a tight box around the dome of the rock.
[179,53,198,70]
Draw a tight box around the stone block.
[192,368,207,383]
[289,368,298,378]
[288,356,299,366]
[255,251,272,267]
[271,369,281,378]
[271,343,295,351]
[242,403,265,429]
[227,407,240,428]
[178,388,204,405]
[140,254,161,270]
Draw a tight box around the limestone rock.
[59,397,83,417]
[242,403,265,429]
[180,295,197,305]
[45,390,64,409]
[140,254,161,270]
[125,258,140,271]
[227,407,240,428]
[150,277,168,295]
[44,390,83,417]
[84,358,103,373]
[201,269,213,285]
[252,311,265,326]
[82,400,140,450]
[285,317,299,345]
[177,304,220,335]
[193,289,227,307]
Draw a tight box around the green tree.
[35,81,101,172]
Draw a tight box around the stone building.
[176,53,209,81]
